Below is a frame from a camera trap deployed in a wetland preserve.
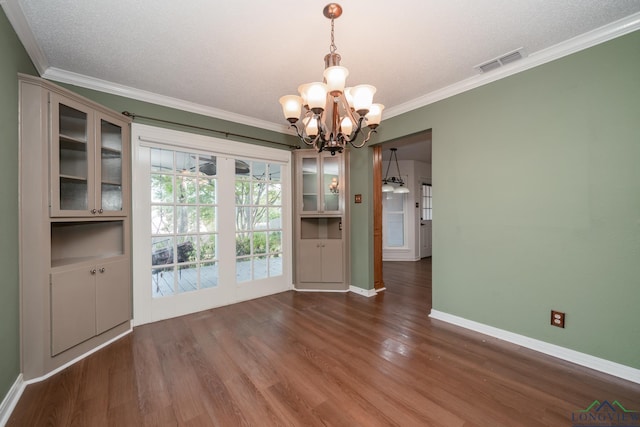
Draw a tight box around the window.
[421,183,432,220]
[383,193,406,247]
[235,160,283,282]
[150,148,218,297]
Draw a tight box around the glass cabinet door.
[322,155,340,212]
[301,157,318,212]
[98,117,124,214]
[50,94,95,216]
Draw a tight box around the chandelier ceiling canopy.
[279,3,384,155]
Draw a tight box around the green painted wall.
[372,30,640,368]
[0,8,37,401]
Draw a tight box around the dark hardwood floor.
[9,258,640,426]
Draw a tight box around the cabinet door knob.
[99,267,105,273]
[98,208,103,214]
[90,208,97,214]
[90,268,96,275]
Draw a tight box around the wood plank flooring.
[8,258,640,426]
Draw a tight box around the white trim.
[429,310,640,384]
[384,12,640,120]
[40,68,288,133]
[4,0,638,132]
[294,288,349,293]
[349,286,379,297]
[0,374,24,427]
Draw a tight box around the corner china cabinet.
[294,149,350,290]
[19,74,132,379]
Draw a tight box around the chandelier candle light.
[279,3,384,155]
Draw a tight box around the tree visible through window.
[235,161,283,282]
[150,148,218,297]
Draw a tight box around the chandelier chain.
[329,17,337,54]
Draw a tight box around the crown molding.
[4,0,639,131]
[41,67,287,133]
[1,0,48,74]
[384,12,640,120]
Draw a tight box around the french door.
[132,124,292,325]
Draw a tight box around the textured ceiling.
[4,0,640,141]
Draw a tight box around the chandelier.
[382,148,409,193]
[279,3,384,156]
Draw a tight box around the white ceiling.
[4,0,640,148]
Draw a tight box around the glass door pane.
[322,156,340,212]
[58,103,89,211]
[301,157,318,212]
[100,119,123,212]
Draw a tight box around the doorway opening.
[374,130,432,291]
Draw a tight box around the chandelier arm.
[349,128,376,149]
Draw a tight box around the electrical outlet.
[551,310,565,328]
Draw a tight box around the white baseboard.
[349,286,379,297]
[294,288,349,293]
[0,374,25,427]
[429,310,640,384]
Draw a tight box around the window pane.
[200,262,218,288]
[177,176,197,204]
[176,264,198,293]
[152,206,174,234]
[253,232,267,255]
[252,162,267,180]
[152,266,175,297]
[177,236,197,263]
[199,179,216,204]
[269,254,282,276]
[151,174,174,203]
[198,156,217,177]
[151,148,173,172]
[175,151,196,174]
[152,237,173,265]
[269,183,282,205]
[235,181,251,203]
[254,181,268,205]
[236,257,251,282]
[268,163,281,181]
[269,231,282,253]
[199,206,216,232]
[385,213,404,247]
[177,206,197,233]
[236,232,250,256]
[269,208,282,230]
[236,207,251,231]
[254,256,268,280]
[199,234,217,261]
[254,207,268,230]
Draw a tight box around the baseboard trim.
[349,286,378,297]
[429,310,640,384]
[0,374,25,427]
[23,326,133,386]
[294,288,349,293]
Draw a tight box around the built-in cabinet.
[19,74,132,379]
[294,150,349,290]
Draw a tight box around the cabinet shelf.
[60,134,87,146]
[51,253,124,269]
[60,174,88,182]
